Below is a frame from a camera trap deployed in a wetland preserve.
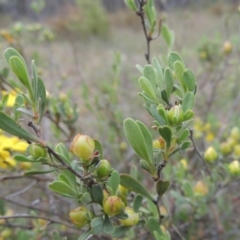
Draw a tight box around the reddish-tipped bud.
[94,159,112,179]
[29,143,47,159]
[69,206,92,228]
[103,196,125,216]
[228,160,240,176]
[153,137,166,150]
[70,134,95,162]
[204,147,218,163]
[120,207,139,226]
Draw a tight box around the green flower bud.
[220,142,232,156]
[167,105,184,126]
[223,41,233,55]
[70,134,95,162]
[94,159,112,179]
[204,146,218,162]
[234,144,240,157]
[230,127,240,141]
[69,206,92,228]
[120,207,139,226]
[29,143,47,159]
[103,196,125,217]
[228,160,240,176]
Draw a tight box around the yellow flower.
[1,90,17,107]
[205,131,215,142]
[0,150,16,169]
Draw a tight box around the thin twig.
[136,0,152,64]
[171,224,186,240]
[6,181,37,199]
[0,173,54,182]
[0,223,33,230]
[0,196,64,218]
[189,130,212,179]
[0,214,76,229]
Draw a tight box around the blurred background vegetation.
[1,0,240,239]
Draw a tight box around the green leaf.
[182,181,194,198]
[35,76,46,123]
[48,180,78,198]
[138,77,157,102]
[108,170,120,195]
[24,169,57,175]
[80,192,92,204]
[148,104,165,125]
[16,108,34,118]
[183,69,196,92]
[8,56,33,99]
[160,89,169,104]
[124,0,137,11]
[53,230,61,240]
[184,109,194,121]
[91,185,103,205]
[156,180,170,197]
[146,198,158,219]
[0,111,43,144]
[14,154,36,162]
[4,48,26,68]
[78,228,92,240]
[123,118,152,163]
[182,92,194,112]
[55,143,70,165]
[91,217,104,235]
[120,174,154,201]
[94,140,103,159]
[152,57,163,89]
[144,0,156,27]
[103,215,114,234]
[147,217,163,237]
[143,65,157,90]
[59,169,78,193]
[173,61,186,91]
[163,68,173,98]
[168,52,184,69]
[158,126,172,149]
[181,141,192,150]
[133,194,143,212]
[112,226,130,238]
[161,24,174,48]
[157,106,169,124]
[178,128,190,142]
[136,120,153,164]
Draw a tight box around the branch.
[136,0,152,63]
[0,214,76,229]
[0,173,54,182]
[189,130,212,179]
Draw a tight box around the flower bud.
[193,181,208,196]
[119,141,128,151]
[94,159,111,179]
[220,142,232,156]
[153,137,166,150]
[70,134,95,162]
[234,144,240,157]
[204,147,218,163]
[19,162,32,170]
[230,126,240,141]
[0,229,12,238]
[103,196,125,216]
[228,160,240,176]
[69,206,92,228]
[167,105,184,126]
[120,207,139,226]
[29,143,47,159]
[223,41,233,55]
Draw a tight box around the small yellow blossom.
[1,90,17,107]
[205,131,215,142]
